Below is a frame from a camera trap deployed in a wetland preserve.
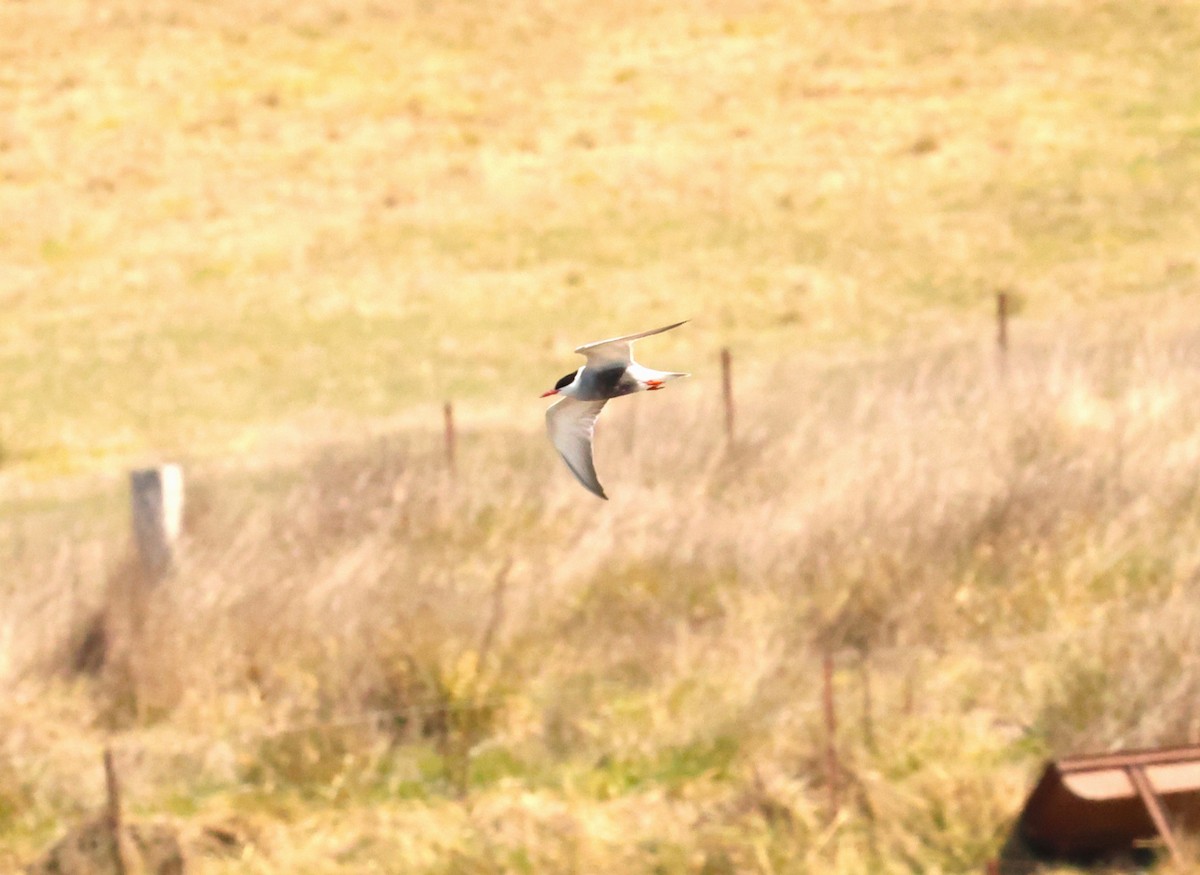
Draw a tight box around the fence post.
[823,651,840,821]
[996,291,1009,358]
[720,347,734,445]
[129,464,184,582]
[860,649,875,752]
[443,401,457,476]
[103,747,130,875]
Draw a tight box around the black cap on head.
[554,372,576,391]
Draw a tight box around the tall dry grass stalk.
[6,302,1200,870]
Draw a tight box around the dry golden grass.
[7,298,1200,871]
[5,0,1200,871]
[2,0,1199,476]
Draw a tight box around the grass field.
[4,0,1200,872]
[3,0,1199,475]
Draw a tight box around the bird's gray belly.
[577,365,637,400]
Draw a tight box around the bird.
[541,321,689,499]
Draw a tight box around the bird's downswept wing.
[546,396,609,500]
[573,320,688,367]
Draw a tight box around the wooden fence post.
[823,651,840,821]
[443,401,457,476]
[129,464,183,582]
[860,649,875,752]
[997,291,1009,358]
[103,747,130,875]
[720,347,734,445]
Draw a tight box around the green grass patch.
[581,736,740,800]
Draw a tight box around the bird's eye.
[554,372,576,390]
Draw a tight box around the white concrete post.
[129,464,184,580]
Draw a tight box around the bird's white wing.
[573,320,688,367]
[546,397,609,500]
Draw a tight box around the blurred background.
[3,1,1200,871]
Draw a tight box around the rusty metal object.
[1017,745,1200,863]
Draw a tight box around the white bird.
[540,321,689,499]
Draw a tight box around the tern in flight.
[541,321,689,499]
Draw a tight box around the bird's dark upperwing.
[573,320,688,368]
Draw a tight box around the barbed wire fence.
[3,601,1128,842]
[3,294,1160,866]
